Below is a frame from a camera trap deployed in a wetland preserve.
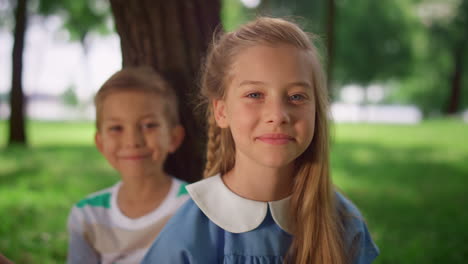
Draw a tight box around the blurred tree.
[257,0,416,100]
[326,0,336,90]
[5,0,111,146]
[61,85,79,107]
[430,0,468,114]
[389,0,468,115]
[8,0,28,146]
[334,0,416,87]
[109,0,221,182]
[37,0,110,50]
[222,0,252,31]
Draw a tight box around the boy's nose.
[265,99,290,125]
[125,129,145,148]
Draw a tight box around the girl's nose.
[265,99,290,125]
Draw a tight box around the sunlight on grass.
[331,120,468,264]
[0,119,467,263]
[0,120,95,147]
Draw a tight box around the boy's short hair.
[95,66,180,129]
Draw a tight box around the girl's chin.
[256,158,296,169]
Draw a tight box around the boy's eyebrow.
[102,114,158,122]
[140,113,159,119]
[102,117,121,122]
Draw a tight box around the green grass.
[0,119,467,263]
[0,121,118,263]
[331,120,468,263]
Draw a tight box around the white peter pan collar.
[186,174,292,234]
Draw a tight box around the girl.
[142,17,379,264]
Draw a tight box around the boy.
[67,67,188,264]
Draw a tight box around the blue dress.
[141,175,379,264]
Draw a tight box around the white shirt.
[67,177,189,264]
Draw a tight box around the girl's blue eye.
[247,92,262,99]
[289,94,306,102]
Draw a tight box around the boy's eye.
[108,125,122,132]
[246,92,263,99]
[143,123,159,129]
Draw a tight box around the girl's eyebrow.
[286,81,312,89]
[239,80,312,89]
[238,80,265,87]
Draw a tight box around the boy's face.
[95,90,184,179]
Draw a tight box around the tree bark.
[8,0,28,146]
[109,0,221,183]
[326,0,336,98]
[446,41,465,114]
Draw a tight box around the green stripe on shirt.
[76,192,111,208]
[177,183,188,197]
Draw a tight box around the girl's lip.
[256,134,294,145]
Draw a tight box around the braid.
[203,109,222,178]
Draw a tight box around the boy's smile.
[95,90,183,179]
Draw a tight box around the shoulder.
[172,177,190,198]
[335,191,380,264]
[142,199,220,263]
[152,199,219,245]
[68,184,117,226]
[74,184,117,209]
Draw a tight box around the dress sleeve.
[351,220,379,264]
[336,192,379,264]
[66,206,100,264]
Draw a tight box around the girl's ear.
[169,125,185,153]
[95,132,104,153]
[212,99,229,128]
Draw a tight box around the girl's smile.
[256,133,294,145]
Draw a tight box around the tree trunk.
[326,0,336,98]
[109,0,221,183]
[446,41,465,114]
[8,0,28,146]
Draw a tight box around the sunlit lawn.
[0,119,467,263]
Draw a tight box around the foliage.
[333,0,418,86]
[387,0,468,115]
[221,0,253,31]
[0,0,14,29]
[1,120,467,263]
[60,86,79,107]
[263,0,417,86]
[36,0,111,42]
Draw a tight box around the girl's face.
[213,44,316,170]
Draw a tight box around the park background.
[1,0,467,263]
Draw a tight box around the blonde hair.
[200,17,348,263]
[95,66,180,129]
